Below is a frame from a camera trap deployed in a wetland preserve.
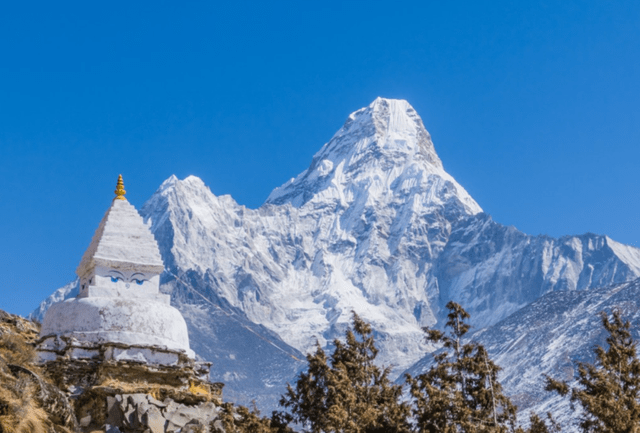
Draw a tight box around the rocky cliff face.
[35,98,640,415]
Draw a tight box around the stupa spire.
[114,174,127,201]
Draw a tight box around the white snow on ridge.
[267,98,481,217]
[606,236,640,275]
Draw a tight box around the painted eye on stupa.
[110,276,121,283]
[134,279,144,285]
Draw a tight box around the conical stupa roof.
[76,178,164,277]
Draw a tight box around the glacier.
[34,97,640,417]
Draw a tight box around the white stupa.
[38,175,194,364]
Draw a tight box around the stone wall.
[41,350,224,432]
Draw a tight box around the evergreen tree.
[526,413,561,433]
[278,312,412,433]
[214,402,293,433]
[546,309,640,433]
[407,301,518,433]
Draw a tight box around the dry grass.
[0,311,74,433]
[97,376,167,397]
[0,333,36,367]
[0,315,49,433]
[0,371,50,433]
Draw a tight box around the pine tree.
[546,309,640,433]
[214,402,293,433]
[526,413,561,433]
[407,301,519,433]
[277,312,412,433]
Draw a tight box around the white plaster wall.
[104,346,180,365]
[78,266,164,300]
[41,297,193,358]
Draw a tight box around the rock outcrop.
[102,394,222,433]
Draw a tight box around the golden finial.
[114,174,127,201]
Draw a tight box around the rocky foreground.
[0,309,225,433]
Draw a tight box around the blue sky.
[1,1,639,316]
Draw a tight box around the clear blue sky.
[1,1,639,316]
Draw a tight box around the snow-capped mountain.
[143,99,487,362]
[34,98,640,414]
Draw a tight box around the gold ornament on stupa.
[114,174,127,201]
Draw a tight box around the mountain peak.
[366,96,413,115]
[335,97,442,169]
[156,174,179,193]
[266,98,478,215]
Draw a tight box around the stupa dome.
[38,175,194,363]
